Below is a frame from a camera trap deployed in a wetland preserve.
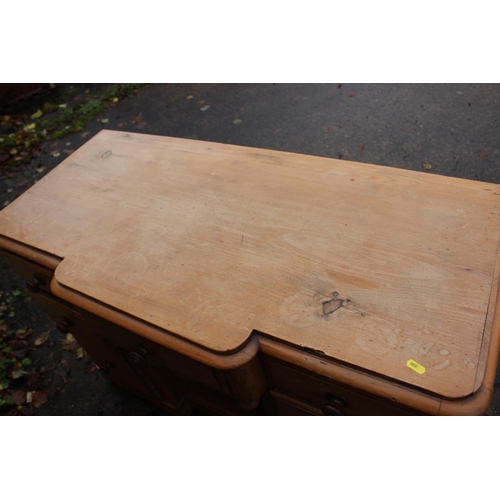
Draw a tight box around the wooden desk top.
[1,130,500,399]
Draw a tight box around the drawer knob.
[327,393,349,408]
[26,279,41,293]
[129,351,146,365]
[321,405,346,416]
[56,318,72,334]
[100,362,113,374]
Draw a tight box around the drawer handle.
[321,405,346,416]
[26,278,42,293]
[129,351,146,365]
[56,317,72,334]
[100,362,113,374]
[327,393,349,408]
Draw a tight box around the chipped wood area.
[1,130,500,399]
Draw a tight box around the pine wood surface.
[1,130,500,399]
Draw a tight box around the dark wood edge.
[50,278,259,370]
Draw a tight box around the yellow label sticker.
[407,359,426,375]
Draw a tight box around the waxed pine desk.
[1,130,500,415]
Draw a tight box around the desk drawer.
[266,358,418,415]
[270,391,322,416]
[0,250,54,295]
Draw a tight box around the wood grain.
[1,130,500,399]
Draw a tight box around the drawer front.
[1,250,54,295]
[30,290,170,405]
[266,358,418,416]
[270,391,322,416]
[30,289,82,333]
[275,399,319,416]
[78,308,225,396]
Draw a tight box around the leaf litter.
[1,284,89,415]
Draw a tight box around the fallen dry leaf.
[479,153,489,159]
[59,103,67,108]
[11,369,27,379]
[81,131,91,138]
[200,105,210,111]
[233,119,242,125]
[26,391,33,403]
[31,109,43,119]
[111,97,119,103]
[101,118,109,124]
[32,391,48,408]
[16,328,32,340]
[132,115,143,123]
[12,390,26,405]
[186,95,194,99]
[51,151,61,158]
[77,347,84,359]
[88,365,98,374]
[35,166,45,173]
[62,333,77,351]
[34,330,50,346]
[27,371,42,389]
[13,343,29,358]
[422,161,433,171]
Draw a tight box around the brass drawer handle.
[129,351,146,365]
[327,393,349,408]
[26,278,42,293]
[321,405,346,416]
[56,317,72,334]
[100,362,113,374]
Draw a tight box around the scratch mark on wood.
[102,150,112,159]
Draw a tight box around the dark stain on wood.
[302,346,326,356]
[322,291,345,315]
